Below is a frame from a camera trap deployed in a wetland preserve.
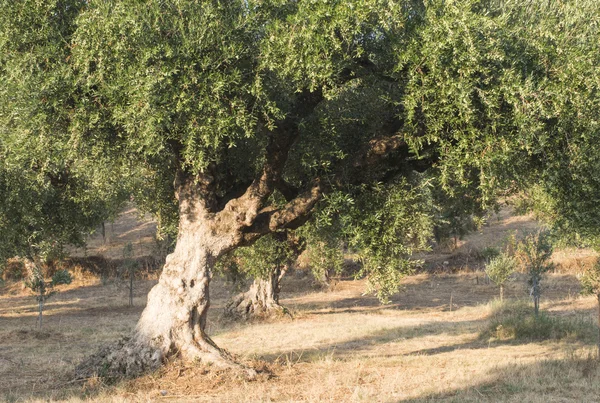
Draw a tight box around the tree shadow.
[400,354,600,402]
[257,302,598,364]
[258,316,489,363]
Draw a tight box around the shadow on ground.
[402,354,600,402]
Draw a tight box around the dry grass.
[2,272,599,402]
[2,206,600,402]
[68,206,157,260]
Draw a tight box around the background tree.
[116,243,140,307]
[222,232,299,319]
[23,261,72,329]
[2,0,599,379]
[485,253,516,301]
[516,231,553,317]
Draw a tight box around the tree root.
[74,335,256,382]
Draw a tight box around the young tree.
[485,254,516,301]
[23,261,72,329]
[117,243,140,307]
[580,259,600,357]
[516,231,553,316]
[2,0,599,379]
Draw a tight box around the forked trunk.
[225,265,288,319]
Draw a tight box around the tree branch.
[215,89,324,227]
[240,181,323,245]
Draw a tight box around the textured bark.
[76,178,249,379]
[225,266,288,319]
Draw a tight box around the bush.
[480,246,501,262]
[485,253,516,300]
[1,258,26,280]
[482,300,596,343]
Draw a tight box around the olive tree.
[2,0,599,379]
[485,254,516,301]
[516,231,554,316]
[222,231,300,319]
[24,261,72,329]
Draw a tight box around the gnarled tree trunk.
[75,103,372,379]
[225,265,288,319]
[76,178,250,379]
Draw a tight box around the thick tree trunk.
[76,181,251,379]
[75,129,323,379]
[225,266,288,319]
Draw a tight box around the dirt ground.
[2,207,600,402]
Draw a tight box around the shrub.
[482,300,596,343]
[485,253,516,301]
[23,260,72,329]
[580,258,600,357]
[516,231,553,316]
[480,246,501,262]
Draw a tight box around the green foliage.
[580,259,600,297]
[3,0,600,308]
[303,239,345,286]
[0,0,134,265]
[513,186,597,249]
[24,264,72,303]
[516,231,553,315]
[516,231,554,277]
[224,233,296,283]
[348,180,432,302]
[306,178,433,302]
[428,170,490,248]
[480,247,501,262]
[485,254,516,288]
[483,300,596,343]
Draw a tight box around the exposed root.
[74,335,255,381]
[183,338,257,379]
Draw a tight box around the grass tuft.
[481,299,597,342]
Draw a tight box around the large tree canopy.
[0,0,128,265]
[2,0,599,378]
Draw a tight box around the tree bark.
[225,265,288,319]
[76,178,250,379]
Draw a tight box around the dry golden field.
[2,207,600,402]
